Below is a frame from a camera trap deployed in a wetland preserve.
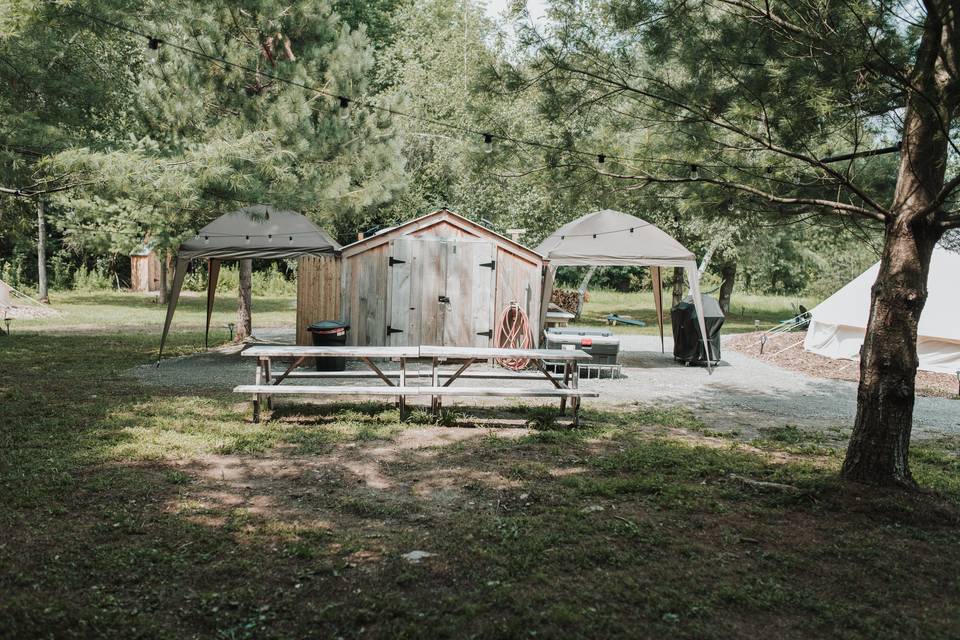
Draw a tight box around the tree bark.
[841,4,954,487]
[718,260,737,314]
[158,251,169,304]
[36,199,48,303]
[236,258,253,342]
[671,266,684,307]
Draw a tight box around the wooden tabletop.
[419,345,592,360]
[241,345,592,361]
[241,345,420,358]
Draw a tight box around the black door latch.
[438,295,450,303]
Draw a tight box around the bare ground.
[726,331,957,398]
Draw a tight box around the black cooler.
[307,320,350,371]
[671,295,723,365]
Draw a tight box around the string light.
[62,7,845,197]
[203,235,209,245]
[288,236,293,244]
[689,164,699,180]
[267,234,273,242]
[145,37,160,64]
[244,235,250,244]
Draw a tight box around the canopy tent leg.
[651,266,665,353]
[157,257,190,365]
[574,265,598,320]
[537,264,557,347]
[686,264,713,373]
[205,258,222,348]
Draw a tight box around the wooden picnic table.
[234,344,596,424]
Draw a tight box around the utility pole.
[37,199,49,303]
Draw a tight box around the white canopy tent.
[536,209,713,369]
[804,247,960,374]
[157,205,340,362]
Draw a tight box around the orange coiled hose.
[494,302,534,370]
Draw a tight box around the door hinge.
[389,256,406,266]
[476,329,493,338]
[387,325,403,335]
[479,260,496,270]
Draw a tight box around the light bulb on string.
[245,235,251,245]
[267,234,273,243]
[483,133,493,154]
[203,236,209,245]
[726,200,736,213]
[338,96,350,120]
[145,37,160,64]
[689,164,699,180]
[596,154,605,166]
[288,236,293,245]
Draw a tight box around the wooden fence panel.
[296,256,342,345]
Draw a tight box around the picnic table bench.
[234,344,597,425]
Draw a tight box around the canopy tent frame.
[157,205,340,364]
[535,210,714,371]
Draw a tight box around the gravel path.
[128,329,960,440]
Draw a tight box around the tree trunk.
[158,251,169,304]
[841,4,954,487]
[36,199,48,303]
[236,258,253,342]
[671,267,684,307]
[718,260,737,314]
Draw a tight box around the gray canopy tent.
[536,209,713,370]
[157,205,341,362]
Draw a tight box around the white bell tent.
[803,247,960,374]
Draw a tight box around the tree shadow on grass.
[4,331,960,639]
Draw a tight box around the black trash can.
[671,295,724,366]
[307,320,350,371]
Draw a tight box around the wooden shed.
[335,209,544,347]
[130,244,162,292]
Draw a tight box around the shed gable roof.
[340,209,543,262]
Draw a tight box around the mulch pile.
[726,331,958,399]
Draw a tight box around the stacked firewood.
[551,288,586,314]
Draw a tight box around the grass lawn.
[2,292,958,639]
[577,290,818,334]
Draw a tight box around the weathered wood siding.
[494,247,542,339]
[337,210,544,347]
[296,255,341,346]
[342,244,388,346]
[130,254,161,292]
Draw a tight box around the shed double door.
[387,237,496,347]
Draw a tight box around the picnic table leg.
[252,357,263,423]
[398,357,407,421]
[264,358,273,410]
[571,361,581,427]
[559,361,571,415]
[431,357,440,416]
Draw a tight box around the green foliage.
[72,265,114,291]
[182,264,297,297]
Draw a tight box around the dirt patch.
[726,331,958,398]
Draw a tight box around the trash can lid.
[308,320,350,331]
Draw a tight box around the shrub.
[72,265,113,291]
